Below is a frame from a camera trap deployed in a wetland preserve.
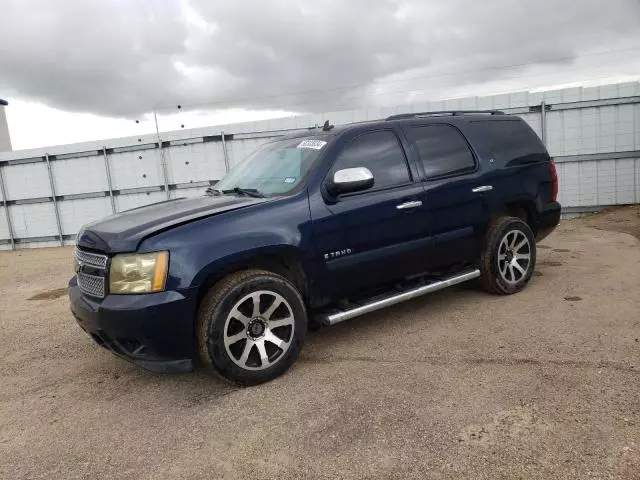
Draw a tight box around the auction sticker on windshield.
[297,139,327,150]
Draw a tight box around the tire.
[196,269,307,386]
[479,216,536,295]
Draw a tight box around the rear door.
[403,123,490,269]
[310,129,430,297]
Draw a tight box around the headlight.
[109,251,169,294]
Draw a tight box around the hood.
[76,195,270,253]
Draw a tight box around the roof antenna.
[322,120,334,131]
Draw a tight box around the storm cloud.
[1,0,639,117]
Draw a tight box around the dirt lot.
[1,207,639,480]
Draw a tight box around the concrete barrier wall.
[1,82,639,249]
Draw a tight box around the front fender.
[190,243,306,287]
[138,194,315,291]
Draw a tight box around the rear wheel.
[197,269,307,385]
[479,216,536,294]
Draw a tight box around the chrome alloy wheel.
[497,229,532,285]
[223,290,295,371]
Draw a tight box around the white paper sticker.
[284,177,296,183]
[297,139,327,150]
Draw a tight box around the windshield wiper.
[222,187,266,198]
[205,187,224,196]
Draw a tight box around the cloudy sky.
[1,0,640,150]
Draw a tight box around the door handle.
[396,200,422,210]
[472,185,493,193]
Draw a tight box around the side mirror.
[326,167,374,196]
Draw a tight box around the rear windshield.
[470,119,547,165]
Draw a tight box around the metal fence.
[1,81,639,250]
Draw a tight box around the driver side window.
[331,130,412,191]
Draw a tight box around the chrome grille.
[75,248,108,269]
[75,247,108,298]
[77,272,106,298]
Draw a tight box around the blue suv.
[69,111,561,385]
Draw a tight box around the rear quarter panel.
[459,118,554,219]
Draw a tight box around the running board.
[319,269,480,326]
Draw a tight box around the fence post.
[45,154,64,246]
[540,100,547,146]
[0,163,15,250]
[102,147,116,214]
[221,131,230,173]
[153,111,171,200]
[635,158,638,205]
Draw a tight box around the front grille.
[75,247,108,298]
[75,248,108,269]
[77,272,106,298]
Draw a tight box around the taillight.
[549,159,558,202]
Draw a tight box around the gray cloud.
[1,0,639,117]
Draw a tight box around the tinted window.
[331,131,411,190]
[470,120,547,165]
[407,125,475,178]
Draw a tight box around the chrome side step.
[319,269,481,326]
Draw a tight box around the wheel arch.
[493,198,539,235]
[194,246,309,310]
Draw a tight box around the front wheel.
[196,269,307,385]
[479,216,536,294]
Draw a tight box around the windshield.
[214,135,330,196]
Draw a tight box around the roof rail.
[386,110,505,121]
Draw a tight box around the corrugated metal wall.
[1,82,639,249]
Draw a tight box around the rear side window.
[406,125,475,178]
[470,119,547,165]
[331,130,411,190]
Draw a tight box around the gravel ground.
[1,208,639,479]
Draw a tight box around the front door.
[310,129,430,298]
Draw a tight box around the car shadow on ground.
[88,283,485,394]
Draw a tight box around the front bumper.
[69,276,198,373]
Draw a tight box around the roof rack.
[386,110,505,121]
